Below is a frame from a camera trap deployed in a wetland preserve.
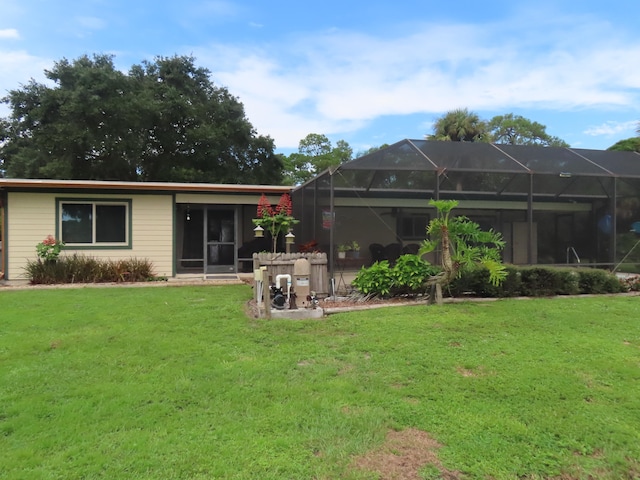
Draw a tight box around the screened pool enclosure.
[291,139,640,286]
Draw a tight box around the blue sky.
[1,0,639,155]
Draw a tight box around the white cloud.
[192,14,640,148]
[0,29,20,39]
[584,120,638,137]
[1,5,637,151]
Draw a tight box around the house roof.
[0,178,292,195]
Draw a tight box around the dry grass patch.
[351,428,463,479]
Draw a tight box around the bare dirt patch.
[350,428,463,479]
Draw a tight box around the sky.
[1,0,639,156]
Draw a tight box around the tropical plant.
[419,199,507,304]
[252,193,299,254]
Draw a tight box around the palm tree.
[427,108,488,142]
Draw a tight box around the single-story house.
[0,178,289,281]
[3,140,640,286]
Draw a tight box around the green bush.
[577,269,625,294]
[450,265,523,298]
[518,267,560,296]
[352,255,441,298]
[552,268,581,296]
[353,260,625,300]
[25,254,156,284]
[351,260,394,297]
[390,254,441,296]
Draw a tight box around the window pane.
[96,205,126,243]
[61,204,92,243]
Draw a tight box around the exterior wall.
[6,192,173,280]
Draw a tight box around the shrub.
[352,255,441,298]
[450,265,523,298]
[553,269,581,296]
[353,261,625,300]
[25,254,155,284]
[390,254,440,296]
[578,269,626,294]
[352,261,394,297]
[519,267,565,297]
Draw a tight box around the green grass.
[1,285,640,479]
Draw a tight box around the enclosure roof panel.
[494,144,610,176]
[338,140,640,178]
[341,140,438,171]
[570,148,640,177]
[411,140,530,172]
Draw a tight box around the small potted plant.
[337,243,351,259]
[350,241,360,259]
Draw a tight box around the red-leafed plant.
[252,193,299,253]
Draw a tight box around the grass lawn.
[1,285,639,479]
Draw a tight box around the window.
[399,214,429,240]
[58,199,131,246]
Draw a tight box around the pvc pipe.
[275,274,292,302]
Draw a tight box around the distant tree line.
[426,108,570,146]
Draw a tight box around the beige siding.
[6,192,173,280]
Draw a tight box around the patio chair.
[368,243,386,264]
[384,243,402,265]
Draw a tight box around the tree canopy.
[487,113,569,147]
[0,54,283,184]
[427,108,488,142]
[281,133,353,185]
[608,137,640,152]
[427,109,569,146]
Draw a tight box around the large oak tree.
[0,54,283,184]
